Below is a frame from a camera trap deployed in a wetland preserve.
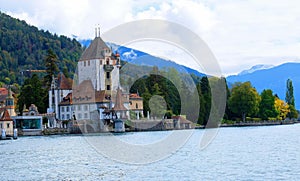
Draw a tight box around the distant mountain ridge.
[227,62,300,109]
[238,64,274,75]
[79,39,205,77]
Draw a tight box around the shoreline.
[23,120,299,136]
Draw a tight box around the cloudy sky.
[1,0,300,75]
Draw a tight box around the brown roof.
[58,73,72,90]
[0,109,13,121]
[79,37,110,61]
[172,116,193,124]
[72,80,109,104]
[113,88,127,111]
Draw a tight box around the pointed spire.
[113,87,127,111]
[0,109,12,121]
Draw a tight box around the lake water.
[0,124,299,180]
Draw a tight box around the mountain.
[238,64,274,75]
[79,40,205,77]
[0,11,83,84]
[227,62,300,109]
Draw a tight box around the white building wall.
[78,59,97,90]
[78,58,120,92]
[112,67,120,91]
[59,105,73,120]
[49,89,72,119]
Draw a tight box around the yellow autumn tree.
[274,98,289,120]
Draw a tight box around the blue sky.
[1,0,300,75]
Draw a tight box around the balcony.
[104,64,114,72]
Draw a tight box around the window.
[106,85,110,90]
[0,123,2,129]
[67,114,70,120]
[61,107,65,112]
[78,113,82,119]
[78,105,81,111]
[84,105,88,111]
[84,113,88,118]
[62,114,65,120]
[66,106,70,112]
[100,60,102,65]
[7,123,10,128]
[88,60,90,66]
[84,61,86,66]
[136,103,138,109]
[106,58,109,65]
[106,72,110,79]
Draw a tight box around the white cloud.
[1,0,300,75]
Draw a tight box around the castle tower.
[5,86,16,116]
[78,28,121,96]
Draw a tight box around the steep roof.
[79,37,110,61]
[0,109,13,121]
[72,80,109,104]
[58,73,72,90]
[113,87,127,111]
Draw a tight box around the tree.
[17,74,47,114]
[274,97,289,120]
[198,76,211,125]
[259,89,278,120]
[44,49,59,88]
[285,79,298,119]
[228,82,260,122]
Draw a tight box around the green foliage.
[44,49,59,87]
[197,76,211,125]
[259,89,278,120]
[0,12,83,84]
[228,82,261,122]
[285,79,298,119]
[285,79,295,107]
[17,74,48,114]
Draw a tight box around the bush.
[252,118,262,122]
[267,117,277,121]
[222,119,235,124]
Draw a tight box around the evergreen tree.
[198,76,211,125]
[285,79,295,107]
[17,74,47,114]
[285,79,298,119]
[44,49,59,88]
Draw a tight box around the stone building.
[48,30,143,126]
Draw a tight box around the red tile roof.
[0,88,8,95]
[129,93,142,99]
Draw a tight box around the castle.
[48,29,143,127]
